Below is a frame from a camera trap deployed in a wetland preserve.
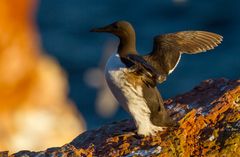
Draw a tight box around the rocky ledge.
[5,78,240,157]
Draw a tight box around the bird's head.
[91,21,135,39]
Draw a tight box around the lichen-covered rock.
[9,78,240,157]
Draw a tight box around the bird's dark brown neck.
[117,34,137,57]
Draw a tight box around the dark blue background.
[37,0,239,129]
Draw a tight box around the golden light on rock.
[0,0,85,153]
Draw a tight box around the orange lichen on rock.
[9,79,240,157]
[0,0,85,153]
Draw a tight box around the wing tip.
[153,30,223,54]
[198,31,223,50]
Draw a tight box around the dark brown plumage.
[91,21,223,135]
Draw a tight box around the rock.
[8,78,239,156]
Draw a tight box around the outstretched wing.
[144,31,223,76]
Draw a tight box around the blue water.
[37,0,240,129]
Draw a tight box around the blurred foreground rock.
[9,78,240,157]
[0,0,85,152]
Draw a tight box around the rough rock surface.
[8,78,240,157]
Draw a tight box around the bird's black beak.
[90,25,111,33]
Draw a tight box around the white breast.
[104,53,141,110]
[104,53,164,135]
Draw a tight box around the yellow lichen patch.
[175,110,202,156]
[119,143,131,156]
[119,142,130,149]
[225,108,240,122]
[232,92,240,106]
[219,133,240,156]
[178,109,197,125]
[207,103,230,123]
[74,145,94,157]
[106,136,119,143]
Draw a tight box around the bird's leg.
[127,100,163,136]
[128,99,157,136]
[150,92,178,127]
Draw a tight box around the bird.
[91,20,223,136]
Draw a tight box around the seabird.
[91,21,223,136]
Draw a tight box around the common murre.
[91,21,223,136]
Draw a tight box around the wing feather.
[144,31,223,76]
[121,54,167,87]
